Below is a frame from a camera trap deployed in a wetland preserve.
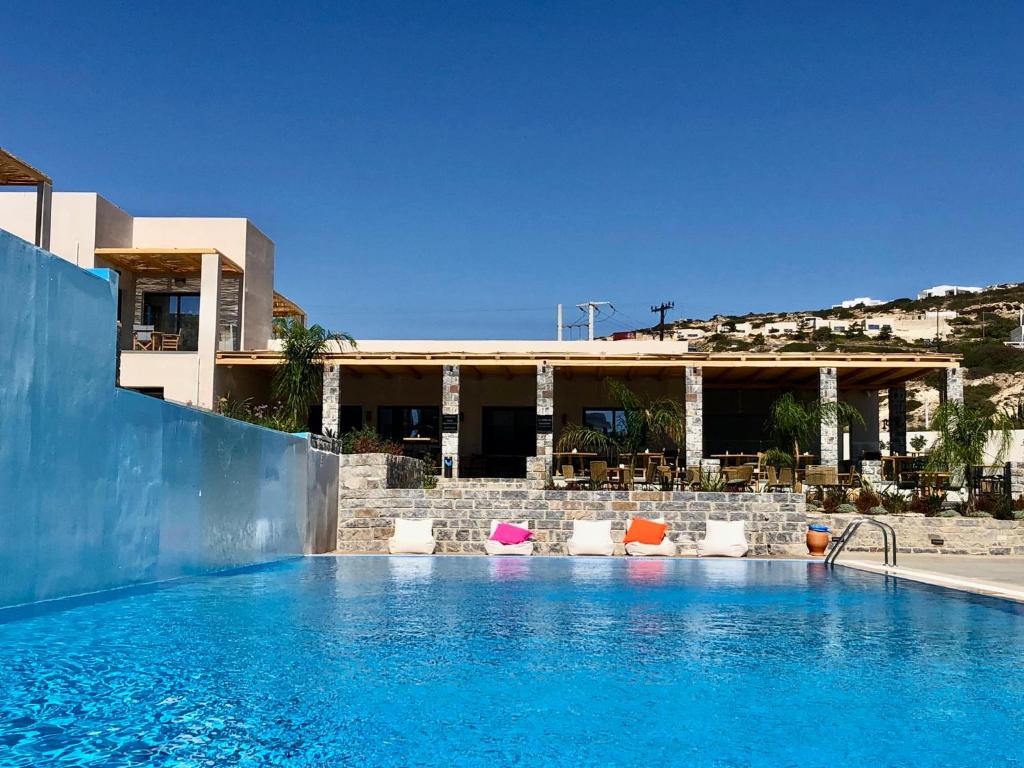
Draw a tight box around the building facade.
[0,191,303,408]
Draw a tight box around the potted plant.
[806,523,831,556]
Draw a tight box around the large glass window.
[377,406,440,442]
[583,408,627,436]
[143,293,200,350]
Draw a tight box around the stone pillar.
[943,367,965,405]
[535,364,554,459]
[322,364,341,437]
[196,252,223,409]
[860,459,883,488]
[888,385,907,456]
[1009,462,1024,499]
[819,367,838,469]
[442,364,460,479]
[684,366,703,467]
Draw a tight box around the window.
[143,293,200,350]
[867,324,880,331]
[378,406,440,442]
[583,408,627,436]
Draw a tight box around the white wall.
[119,352,201,405]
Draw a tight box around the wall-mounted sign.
[442,414,460,433]
[536,414,553,433]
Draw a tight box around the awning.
[94,247,243,276]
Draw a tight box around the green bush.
[341,425,404,455]
[836,503,857,514]
[216,394,302,433]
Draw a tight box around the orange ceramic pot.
[806,530,830,556]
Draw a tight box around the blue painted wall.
[0,230,315,608]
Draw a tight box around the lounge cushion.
[484,539,534,556]
[567,520,614,556]
[388,518,436,555]
[625,539,677,557]
[491,522,533,545]
[624,517,668,545]
[697,520,748,558]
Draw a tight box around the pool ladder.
[824,517,898,568]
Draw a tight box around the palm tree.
[926,400,1013,513]
[766,392,865,469]
[272,317,355,429]
[556,379,685,473]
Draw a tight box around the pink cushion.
[490,523,533,545]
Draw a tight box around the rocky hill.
[626,284,1024,427]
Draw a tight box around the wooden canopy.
[95,247,243,276]
[217,349,959,389]
[0,148,51,185]
[273,291,307,323]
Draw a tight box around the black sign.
[536,414,553,433]
[441,414,460,433]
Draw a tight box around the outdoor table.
[552,451,597,476]
[711,453,759,467]
[882,455,917,480]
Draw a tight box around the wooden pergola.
[94,247,243,277]
[0,147,52,249]
[273,291,307,325]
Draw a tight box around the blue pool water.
[2,558,1023,767]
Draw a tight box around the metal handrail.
[824,517,898,568]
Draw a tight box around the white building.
[832,297,885,309]
[0,190,304,408]
[917,285,982,300]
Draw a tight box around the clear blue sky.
[4,1,1023,338]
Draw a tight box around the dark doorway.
[480,406,536,478]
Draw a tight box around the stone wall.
[339,453,424,491]
[808,512,1024,556]
[338,485,807,556]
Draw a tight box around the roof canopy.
[273,291,306,321]
[95,247,243,276]
[217,349,959,389]
[0,147,52,185]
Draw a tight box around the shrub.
[908,495,944,517]
[341,425,404,455]
[855,488,882,514]
[836,503,857,514]
[821,488,849,513]
[215,394,302,433]
[870,505,888,516]
[879,491,908,515]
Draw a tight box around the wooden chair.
[684,466,702,490]
[159,333,180,351]
[589,461,609,489]
[724,465,754,492]
[132,324,155,351]
[561,464,579,489]
[805,465,838,491]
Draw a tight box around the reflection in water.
[625,558,667,585]
[387,555,435,585]
[488,556,532,581]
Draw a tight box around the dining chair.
[132,324,155,351]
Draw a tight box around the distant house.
[917,285,982,300]
[832,297,885,309]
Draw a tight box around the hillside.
[625,284,1024,426]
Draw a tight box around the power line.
[650,301,675,340]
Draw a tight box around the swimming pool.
[2,557,1022,767]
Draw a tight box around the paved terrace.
[841,554,1024,603]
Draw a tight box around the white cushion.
[625,539,677,557]
[697,520,748,558]
[567,519,614,556]
[393,518,433,539]
[484,540,534,556]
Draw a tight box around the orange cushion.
[624,518,668,545]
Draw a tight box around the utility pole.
[650,301,675,341]
[575,301,613,341]
[556,304,563,341]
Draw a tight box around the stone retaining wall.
[338,486,807,556]
[339,454,423,491]
[808,512,1024,556]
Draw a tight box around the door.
[481,407,536,477]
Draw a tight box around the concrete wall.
[119,351,201,404]
[0,230,332,608]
